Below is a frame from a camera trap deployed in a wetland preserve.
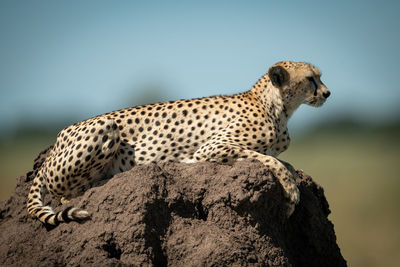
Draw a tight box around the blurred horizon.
[1,110,399,142]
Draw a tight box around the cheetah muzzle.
[27,61,330,225]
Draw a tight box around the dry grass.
[281,131,400,267]
[0,135,54,200]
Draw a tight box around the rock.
[0,160,346,266]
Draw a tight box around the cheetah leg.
[26,145,54,181]
[194,144,300,217]
[27,118,121,225]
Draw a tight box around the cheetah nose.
[323,91,331,98]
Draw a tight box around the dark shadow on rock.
[143,199,171,267]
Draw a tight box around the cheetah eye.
[307,77,318,92]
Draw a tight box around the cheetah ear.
[268,66,289,88]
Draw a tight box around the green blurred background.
[1,1,399,266]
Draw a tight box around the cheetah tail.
[27,173,90,226]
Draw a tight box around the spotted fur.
[27,61,330,225]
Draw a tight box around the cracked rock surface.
[0,160,346,266]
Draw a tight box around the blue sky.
[1,0,399,135]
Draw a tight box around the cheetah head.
[268,61,330,109]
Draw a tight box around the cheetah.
[27,61,330,226]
